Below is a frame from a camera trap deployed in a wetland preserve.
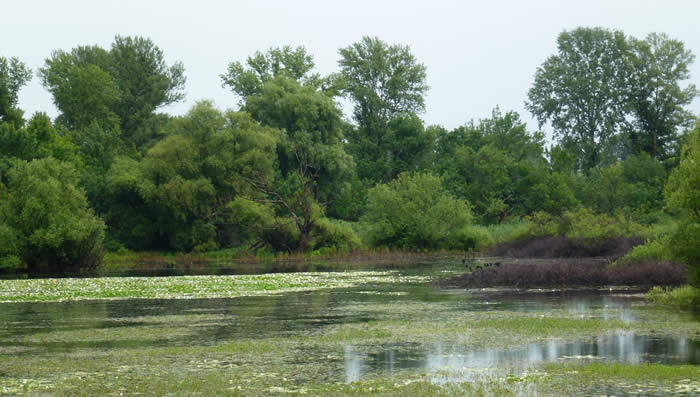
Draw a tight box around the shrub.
[361,173,473,250]
[442,259,687,288]
[311,218,363,251]
[0,158,105,271]
[646,286,700,306]
[664,129,700,287]
[616,239,674,266]
[561,207,644,242]
[455,225,494,251]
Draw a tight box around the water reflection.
[344,332,700,382]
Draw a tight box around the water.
[0,263,698,394]
[344,333,699,383]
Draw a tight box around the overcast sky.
[3,0,699,132]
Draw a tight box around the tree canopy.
[526,27,631,171]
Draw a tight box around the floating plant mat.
[0,271,431,303]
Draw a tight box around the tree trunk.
[298,226,312,252]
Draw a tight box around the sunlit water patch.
[343,332,699,383]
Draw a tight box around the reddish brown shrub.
[441,259,687,288]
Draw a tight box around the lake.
[1,261,698,395]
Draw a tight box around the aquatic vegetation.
[646,285,700,306]
[0,271,431,303]
[1,266,698,395]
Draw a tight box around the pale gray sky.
[3,0,699,131]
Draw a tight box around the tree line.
[0,27,698,281]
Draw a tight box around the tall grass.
[646,285,699,306]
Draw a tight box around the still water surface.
[1,263,698,390]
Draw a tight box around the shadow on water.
[343,333,700,383]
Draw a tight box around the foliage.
[627,33,697,159]
[39,36,185,147]
[221,45,337,101]
[665,129,700,286]
[361,173,473,249]
[561,207,644,242]
[0,56,32,126]
[310,218,363,252]
[224,50,354,251]
[350,112,435,182]
[437,109,575,222]
[339,36,428,128]
[106,102,279,251]
[1,33,696,264]
[339,36,429,182]
[0,158,105,270]
[0,112,79,179]
[527,27,631,171]
[616,239,674,266]
[646,285,699,306]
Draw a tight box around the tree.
[361,173,473,249]
[242,75,354,251]
[0,112,78,183]
[628,33,697,160]
[435,109,567,222]
[223,46,354,252]
[0,158,105,271]
[110,36,186,142]
[40,36,186,147]
[0,56,32,127]
[339,37,429,182]
[665,127,700,286]
[351,112,435,182]
[339,36,428,129]
[221,46,316,100]
[527,27,631,171]
[106,102,279,251]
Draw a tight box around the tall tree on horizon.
[0,56,32,127]
[339,36,430,182]
[526,27,631,172]
[627,32,697,160]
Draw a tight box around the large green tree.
[241,75,354,251]
[39,36,186,148]
[436,109,574,222]
[339,37,430,182]
[527,27,631,171]
[0,56,32,127]
[223,47,354,252]
[0,158,105,271]
[106,102,279,251]
[339,36,428,129]
[627,33,697,160]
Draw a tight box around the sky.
[2,0,700,132]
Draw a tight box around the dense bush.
[665,129,700,286]
[0,158,105,271]
[443,259,687,288]
[361,173,474,250]
[561,207,644,242]
[311,218,363,252]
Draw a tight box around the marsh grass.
[539,362,700,395]
[646,285,700,306]
[102,248,473,274]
